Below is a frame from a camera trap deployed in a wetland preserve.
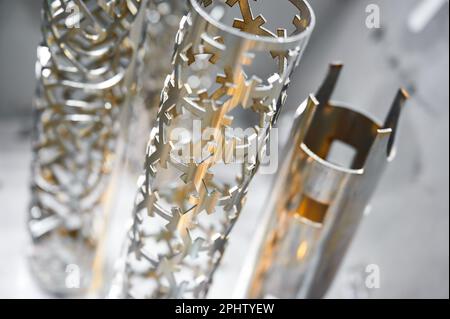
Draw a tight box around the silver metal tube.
[28,0,147,297]
[111,0,315,299]
[239,63,409,299]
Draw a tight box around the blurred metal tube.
[239,63,409,299]
[28,0,147,297]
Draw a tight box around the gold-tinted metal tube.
[110,0,315,299]
[241,63,409,299]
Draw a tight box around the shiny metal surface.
[241,63,409,299]
[0,0,448,299]
[27,0,147,296]
[110,0,315,299]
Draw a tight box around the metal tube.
[111,0,315,299]
[28,0,147,297]
[239,63,409,299]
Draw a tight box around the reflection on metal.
[241,63,409,299]
[28,0,146,296]
[408,0,448,33]
[111,0,315,299]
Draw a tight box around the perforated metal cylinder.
[111,0,315,299]
[28,0,147,296]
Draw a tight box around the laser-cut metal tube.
[28,0,147,296]
[110,0,315,299]
[238,63,409,299]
